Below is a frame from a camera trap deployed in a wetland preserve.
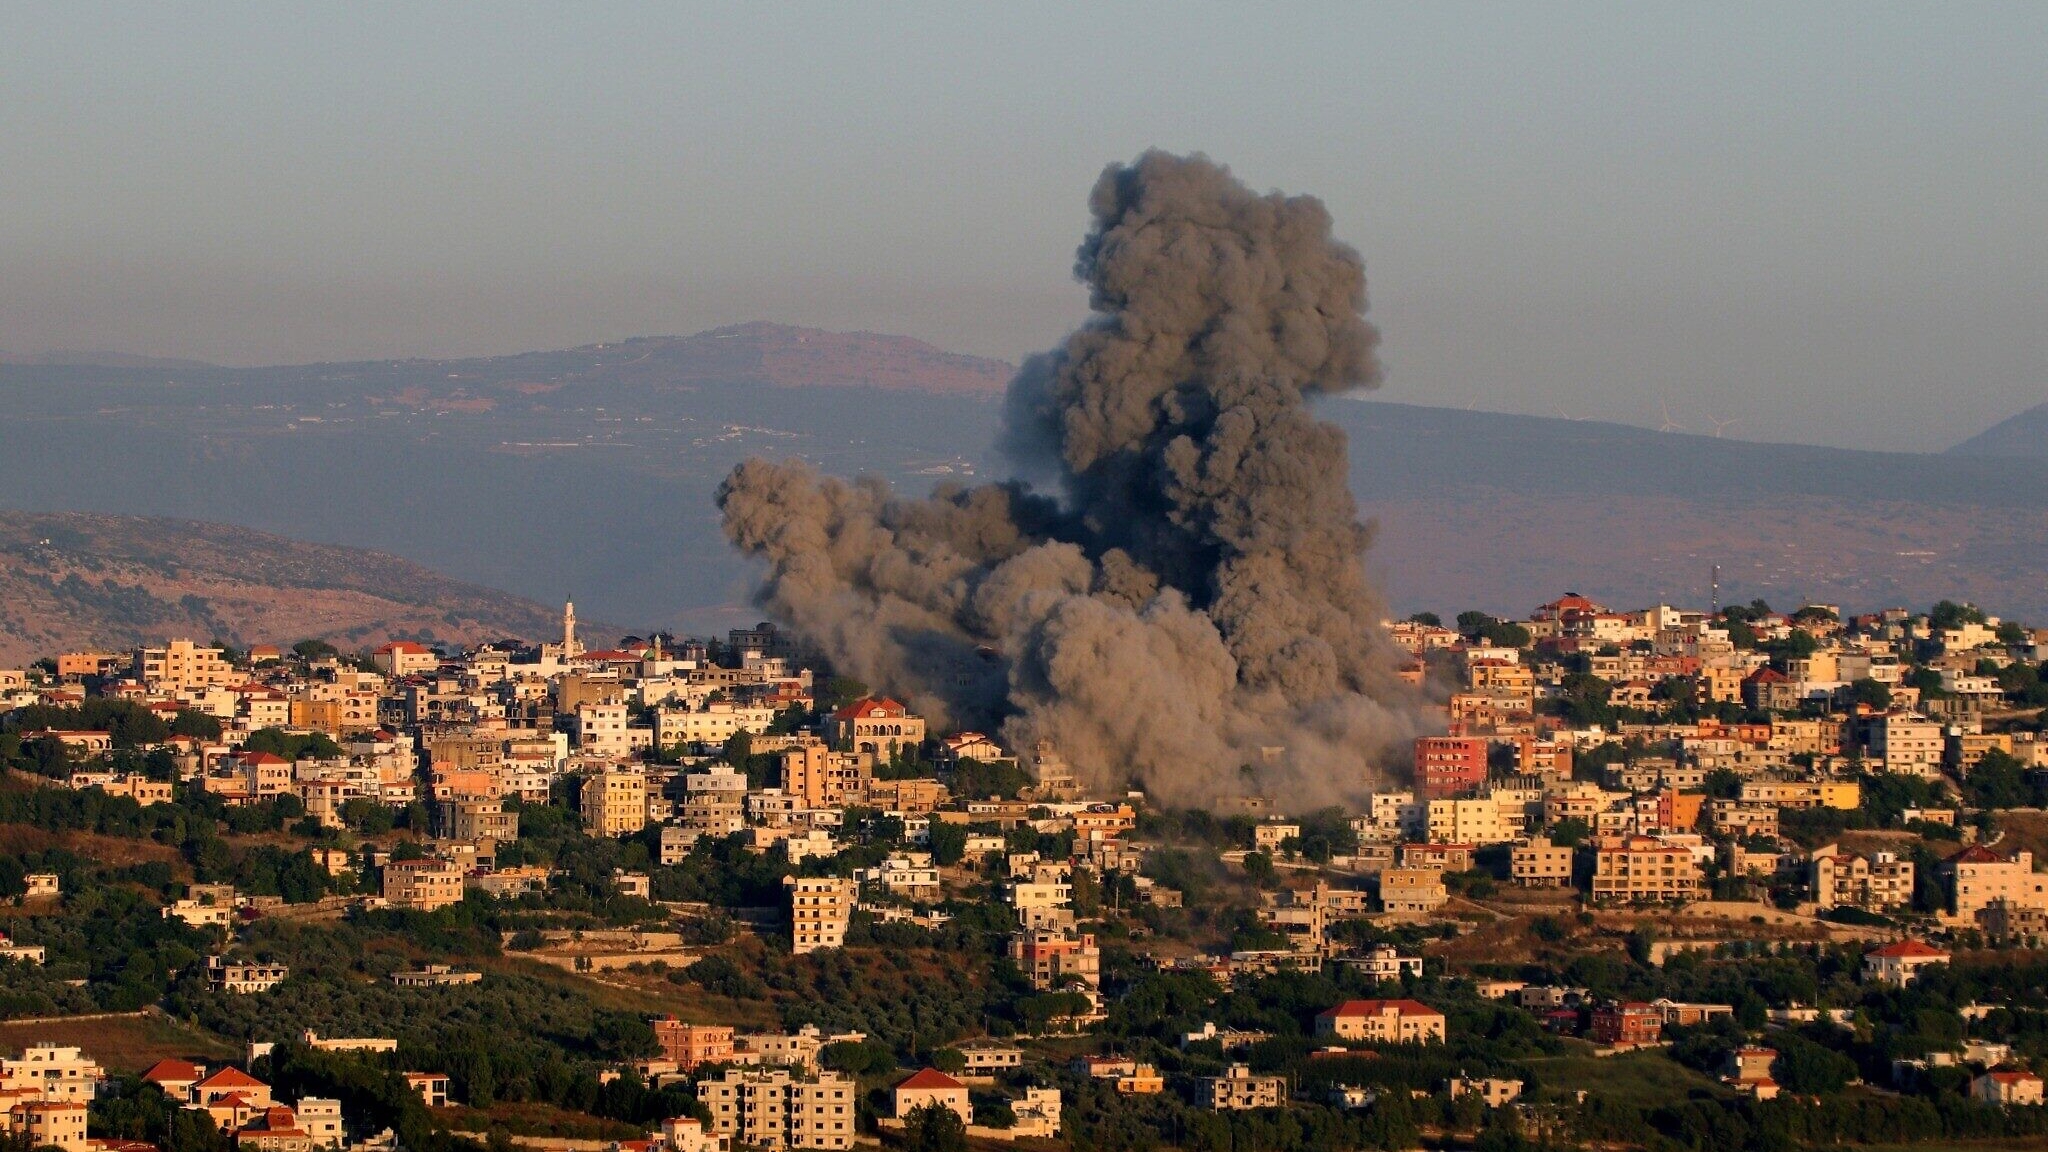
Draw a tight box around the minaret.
[563,597,579,657]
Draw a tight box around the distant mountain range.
[0,511,570,666]
[1,322,2044,634]
[1947,400,2048,459]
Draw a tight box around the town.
[2,592,2047,1152]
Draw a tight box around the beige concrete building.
[696,1068,857,1150]
[580,769,649,837]
[1202,1065,1286,1110]
[1314,999,1447,1044]
[1943,845,2048,923]
[1426,797,1513,846]
[134,639,235,691]
[781,745,873,809]
[1809,846,1915,911]
[1512,837,1575,887]
[828,697,925,757]
[381,859,466,912]
[1378,868,1448,916]
[891,1068,970,1126]
[787,876,856,955]
[1591,836,1702,903]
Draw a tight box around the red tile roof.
[1868,939,1948,959]
[141,1059,202,1084]
[833,697,908,720]
[894,1068,965,1091]
[195,1068,268,1090]
[1316,998,1444,1019]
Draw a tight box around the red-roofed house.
[829,698,925,757]
[1314,999,1446,1044]
[1863,939,1950,986]
[891,1068,969,1125]
[1972,1068,2045,1107]
[140,1058,205,1099]
[370,642,438,677]
[193,1068,272,1110]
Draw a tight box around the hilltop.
[0,511,568,665]
[1947,399,2048,458]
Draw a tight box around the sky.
[3,3,2045,452]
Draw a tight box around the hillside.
[4,329,2048,629]
[1948,400,2048,458]
[0,512,568,665]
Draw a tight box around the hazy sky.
[4,3,2045,451]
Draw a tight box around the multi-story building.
[1008,929,1101,991]
[1809,846,1915,911]
[653,1020,735,1070]
[1426,798,1512,846]
[382,859,466,912]
[1867,715,1944,778]
[0,1045,103,1102]
[581,769,649,837]
[1738,780,1861,811]
[1414,737,1488,800]
[1512,837,1575,887]
[828,698,926,758]
[787,877,856,955]
[1591,836,1701,903]
[570,702,633,758]
[1202,1065,1285,1111]
[1313,999,1446,1044]
[1942,845,2048,923]
[134,639,235,691]
[1862,939,1950,986]
[696,1068,857,1150]
[204,956,290,994]
[440,799,517,842]
[1589,1002,1663,1046]
[1378,868,1449,916]
[781,745,873,809]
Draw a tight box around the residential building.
[581,769,649,837]
[1008,929,1100,991]
[0,1045,102,1102]
[1589,1002,1664,1047]
[653,1020,734,1070]
[205,957,289,994]
[1809,846,1915,912]
[787,877,856,955]
[402,1073,449,1108]
[891,1068,970,1126]
[1868,715,1945,777]
[781,745,873,809]
[1943,845,2048,923]
[1426,798,1512,846]
[1378,868,1448,916]
[134,639,235,691]
[1591,836,1702,903]
[1202,1065,1285,1111]
[828,698,925,758]
[1512,837,1575,887]
[1314,999,1446,1044]
[696,1068,857,1150]
[1414,737,1488,800]
[1972,1069,2045,1108]
[381,860,466,912]
[1863,939,1950,986]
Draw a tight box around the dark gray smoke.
[717,151,1428,808]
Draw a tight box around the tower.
[563,598,579,657]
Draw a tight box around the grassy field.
[1518,1045,1729,1109]
[0,1011,238,1073]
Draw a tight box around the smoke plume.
[717,151,1428,808]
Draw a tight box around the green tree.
[901,1103,968,1152]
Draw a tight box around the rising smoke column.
[717,151,1428,808]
